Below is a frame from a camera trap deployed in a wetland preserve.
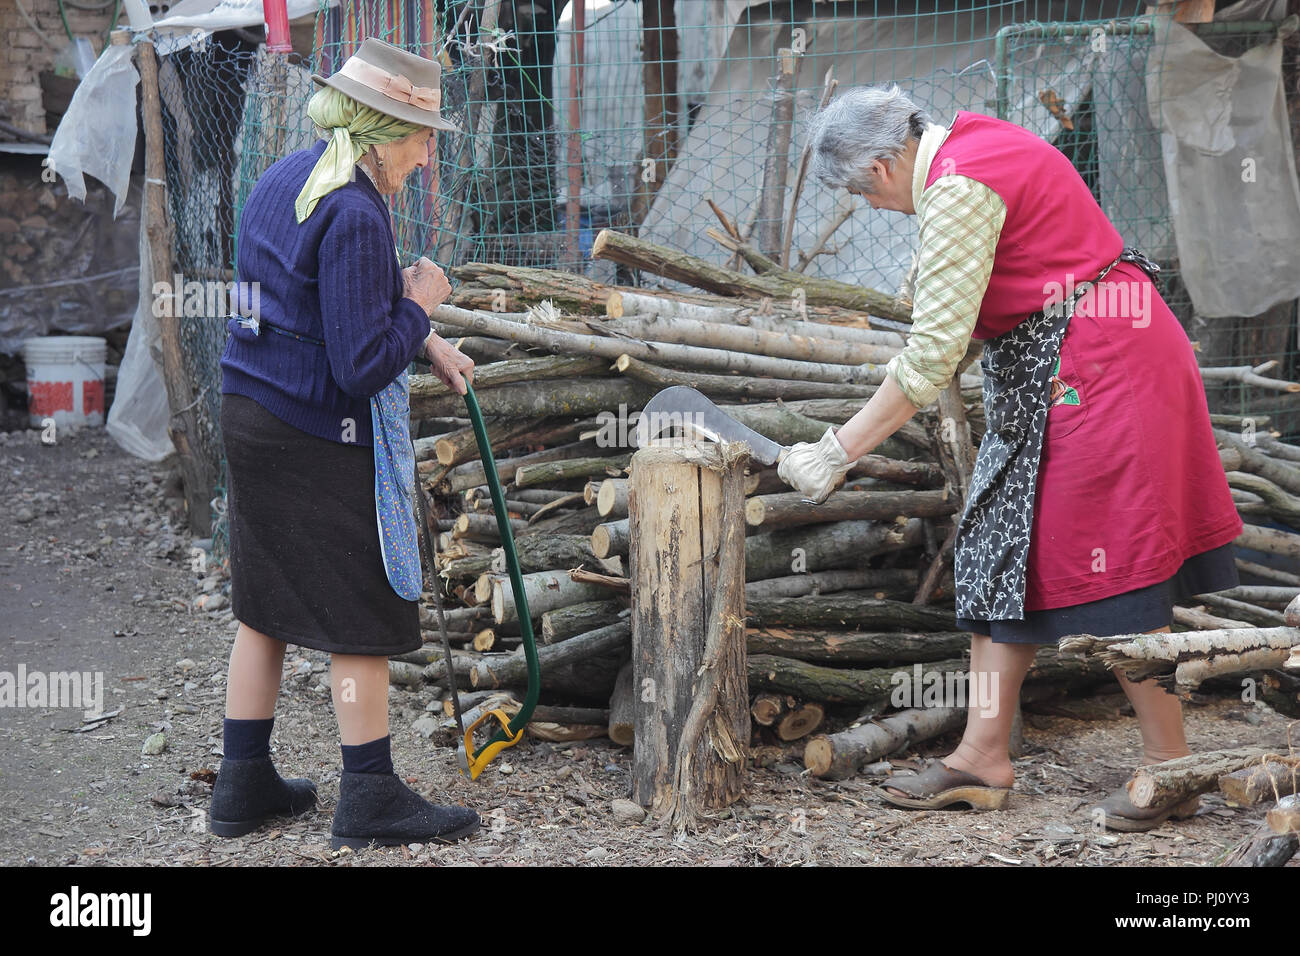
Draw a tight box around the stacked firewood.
[389,227,1300,783]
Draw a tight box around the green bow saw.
[414,383,540,779]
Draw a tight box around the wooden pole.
[134,31,215,534]
[436,0,504,266]
[632,0,678,226]
[756,46,797,259]
[564,0,585,265]
[629,440,750,827]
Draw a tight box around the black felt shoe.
[330,771,480,850]
[208,755,318,837]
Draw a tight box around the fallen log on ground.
[1128,747,1275,809]
[1220,822,1300,867]
[804,706,965,779]
[1219,757,1300,807]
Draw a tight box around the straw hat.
[311,37,460,132]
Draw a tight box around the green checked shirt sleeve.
[885,175,1007,408]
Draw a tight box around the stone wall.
[0,152,140,359]
[0,0,149,136]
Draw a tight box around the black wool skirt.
[956,542,1239,644]
[222,393,421,656]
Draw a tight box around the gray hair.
[806,85,931,194]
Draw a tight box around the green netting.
[153,1,1300,545]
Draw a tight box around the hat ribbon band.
[337,58,441,112]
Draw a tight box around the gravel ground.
[1,425,1296,867]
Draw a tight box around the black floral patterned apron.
[953,248,1161,622]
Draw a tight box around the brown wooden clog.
[1088,785,1200,832]
[875,758,1012,810]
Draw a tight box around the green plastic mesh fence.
[154,0,1300,546]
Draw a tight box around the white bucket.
[21,335,109,428]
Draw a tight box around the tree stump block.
[629,440,750,828]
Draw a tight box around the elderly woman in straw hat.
[210,38,479,849]
[780,86,1241,829]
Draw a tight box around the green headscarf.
[295,86,423,223]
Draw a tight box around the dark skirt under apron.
[221,393,421,656]
[956,542,1239,644]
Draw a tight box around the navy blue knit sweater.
[220,139,429,446]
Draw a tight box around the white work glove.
[777,427,853,504]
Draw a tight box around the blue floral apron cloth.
[370,369,423,600]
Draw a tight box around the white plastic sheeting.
[1146,15,1300,318]
[44,43,139,218]
[553,0,731,213]
[149,0,329,55]
[106,201,174,462]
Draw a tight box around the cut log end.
[803,735,833,777]
[435,437,458,466]
[596,478,627,517]
[592,525,614,559]
[606,291,624,318]
[750,692,786,726]
[490,580,506,625]
[1286,593,1300,627]
[776,702,825,741]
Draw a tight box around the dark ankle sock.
[341,735,394,775]
[223,717,274,760]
